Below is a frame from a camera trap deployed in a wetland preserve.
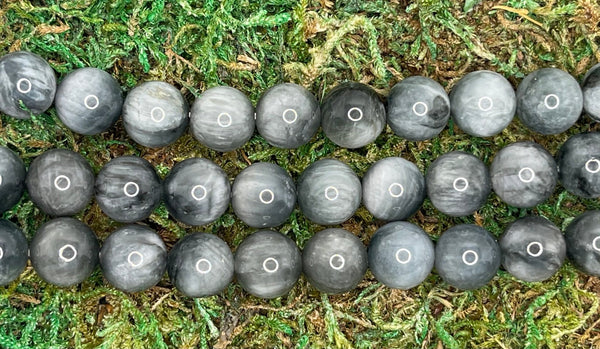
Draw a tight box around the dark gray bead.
[368,221,434,289]
[231,162,296,228]
[0,220,28,286]
[0,51,56,119]
[362,157,425,221]
[0,146,26,214]
[297,159,361,225]
[95,156,162,223]
[234,230,301,299]
[450,70,516,137]
[190,86,254,152]
[100,224,167,293]
[516,68,583,135]
[256,83,320,148]
[556,132,600,198]
[426,151,491,217]
[490,141,557,208]
[167,232,233,297]
[26,149,94,216]
[387,76,450,141]
[302,228,367,294]
[122,81,189,148]
[565,210,600,277]
[435,224,501,290]
[321,82,385,149]
[582,63,600,122]
[55,67,123,135]
[164,158,230,226]
[30,217,99,287]
[499,216,565,282]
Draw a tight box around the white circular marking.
[0,174,3,186]
[412,102,428,116]
[16,78,31,94]
[329,254,345,270]
[585,159,600,174]
[388,183,404,198]
[195,258,212,274]
[478,96,493,111]
[347,107,363,121]
[544,94,560,110]
[282,109,298,124]
[324,186,339,201]
[462,250,479,266]
[217,112,232,127]
[395,248,412,264]
[518,167,536,183]
[150,107,166,122]
[0,247,3,260]
[592,236,600,252]
[453,177,469,192]
[259,189,274,204]
[262,257,279,273]
[127,251,144,267]
[526,241,544,257]
[123,182,140,198]
[84,94,99,110]
[191,185,207,201]
[58,244,77,262]
[54,175,71,191]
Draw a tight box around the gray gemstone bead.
[582,63,600,122]
[556,132,600,198]
[565,210,600,277]
[0,146,26,214]
[0,220,28,286]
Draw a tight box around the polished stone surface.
[302,228,367,294]
[297,159,361,225]
[426,151,491,217]
[234,230,301,299]
[368,221,434,289]
[516,68,583,135]
[321,82,385,148]
[30,217,99,287]
[190,86,254,152]
[557,132,600,198]
[0,51,56,119]
[565,210,600,277]
[583,63,600,122]
[362,157,425,221]
[95,156,162,223]
[0,146,26,214]
[490,141,557,208]
[0,220,28,285]
[164,158,230,226]
[100,224,167,293]
[256,83,320,148]
[26,149,94,216]
[167,232,233,297]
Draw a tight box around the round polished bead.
[582,63,600,122]
[0,146,26,214]
[565,210,600,277]
[556,132,600,198]
[0,220,28,286]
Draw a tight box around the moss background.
[1,0,600,348]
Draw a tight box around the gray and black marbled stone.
[565,210,600,277]
[516,68,583,135]
[583,63,600,122]
[231,162,296,228]
[122,81,189,148]
[321,82,385,149]
[0,146,26,214]
[490,141,557,208]
[499,216,565,282]
[556,132,600,198]
[164,158,230,226]
[435,224,501,290]
[302,228,367,294]
[387,76,450,141]
[26,149,94,216]
[95,156,162,223]
[167,232,234,297]
[55,67,123,135]
[368,221,434,289]
[297,159,361,225]
[362,157,425,221]
[450,70,516,137]
[190,86,255,152]
[426,151,491,217]
[0,220,28,285]
[234,230,302,299]
[0,51,56,119]
[256,83,321,148]
[30,217,99,287]
[100,224,167,293]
